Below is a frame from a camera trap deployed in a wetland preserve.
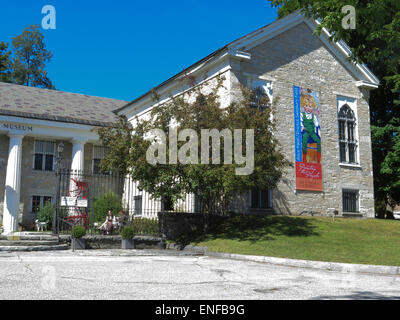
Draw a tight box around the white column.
[71,139,86,172]
[69,140,87,207]
[2,134,24,234]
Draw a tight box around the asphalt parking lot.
[0,249,399,300]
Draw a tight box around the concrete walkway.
[0,249,399,300]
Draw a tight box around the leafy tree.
[99,78,290,217]
[0,42,12,83]
[11,25,55,89]
[268,0,400,218]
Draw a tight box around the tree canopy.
[99,79,290,214]
[0,42,12,83]
[11,25,54,89]
[0,25,54,89]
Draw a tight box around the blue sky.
[1,1,278,102]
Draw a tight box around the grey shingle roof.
[0,82,128,126]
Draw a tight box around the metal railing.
[54,169,228,235]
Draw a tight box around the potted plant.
[121,227,135,249]
[71,226,86,250]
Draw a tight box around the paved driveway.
[0,249,399,300]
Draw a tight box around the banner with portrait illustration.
[293,86,323,191]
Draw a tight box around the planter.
[121,238,135,249]
[72,238,86,250]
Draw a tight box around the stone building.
[0,82,126,233]
[117,11,379,219]
[0,11,380,234]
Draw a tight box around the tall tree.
[268,0,400,218]
[11,25,55,89]
[0,41,12,83]
[99,79,289,216]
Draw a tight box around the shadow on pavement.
[311,291,400,300]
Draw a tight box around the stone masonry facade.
[230,22,375,217]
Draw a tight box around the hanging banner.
[293,86,323,191]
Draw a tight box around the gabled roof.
[115,10,379,115]
[228,10,379,86]
[0,82,128,126]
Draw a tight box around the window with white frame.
[33,140,55,171]
[31,195,52,213]
[92,146,109,174]
[337,97,358,164]
[250,189,272,209]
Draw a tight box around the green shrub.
[71,225,86,238]
[58,207,69,219]
[121,227,134,239]
[93,192,123,222]
[131,218,159,236]
[37,201,54,226]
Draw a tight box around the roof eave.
[0,109,116,127]
[113,45,230,115]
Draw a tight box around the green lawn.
[188,215,400,266]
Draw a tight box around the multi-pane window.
[134,195,142,216]
[342,189,359,213]
[32,195,52,213]
[248,78,273,111]
[251,189,272,209]
[250,86,269,111]
[338,104,357,164]
[92,159,101,174]
[34,140,55,171]
[32,196,41,213]
[92,146,108,174]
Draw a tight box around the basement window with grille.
[342,189,359,213]
[250,189,272,209]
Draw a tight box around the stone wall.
[158,211,227,240]
[230,22,375,218]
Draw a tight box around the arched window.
[247,78,272,111]
[250,86,270,111]
[338,104,357,163]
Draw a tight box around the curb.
[0,244,69,252]
[0,235,60,241]
[166,243,207,254]
[167,242,400,275]
[205,251,400,275]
